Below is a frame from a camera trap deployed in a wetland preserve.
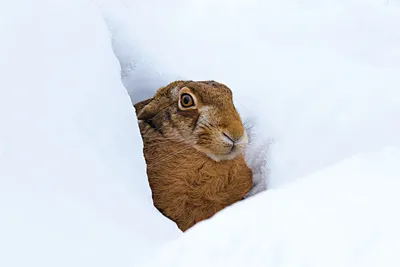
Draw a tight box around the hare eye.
[180,93,194,108]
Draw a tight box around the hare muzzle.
[219,130,248,155]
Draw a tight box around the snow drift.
[1,0,400,266]
[96,0,400,266]
[0,1,179,266]
[141,147,400,267]
[97,0,400,189]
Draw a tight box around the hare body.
[135,81,252,231]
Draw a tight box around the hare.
[134,80,252,232]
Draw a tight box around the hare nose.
[222,132,242,144]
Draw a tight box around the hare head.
[134,80,248,162]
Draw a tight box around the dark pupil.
[183,95,191,105]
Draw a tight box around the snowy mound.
[98,0,400,265]
[1,0,400,266]
[141,147,400,267]
[98,0,400,190]
[0,1,179,266]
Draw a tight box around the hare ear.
[134,98,157,120]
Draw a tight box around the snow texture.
[141,147,400,267]
[96,0,400,189]
[97,0,400,265]
[1,0,400,266]
[0,1,179,266]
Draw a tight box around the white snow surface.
[0,0,179,266]
[1,0,400,266]
[141,147,400,267]
[96,0,400,188]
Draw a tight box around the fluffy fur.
[134,80,252,231]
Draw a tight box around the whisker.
[198,116,217,128]
[147,145,193,168]
[143,140,182,148]
[197,122,212,130]
[197,118,211,128]
[143,138,195,149]
[142,134,197,143]
[173,147,204,169]
[142,136,186,142]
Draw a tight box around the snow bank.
[0,0,179,266]
[93,0,400,265]
[141,147,400,267]
[96,0,400,191]
[1,0,399,266]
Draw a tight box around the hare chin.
[194,145,242,162]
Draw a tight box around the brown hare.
[134,80,252,232]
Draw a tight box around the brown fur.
[134,80,252,232]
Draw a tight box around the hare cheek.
[198,106,213,122]
[202,132,225,150]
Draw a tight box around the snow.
[141,147,400,267]
[1,0,400,266]
[96,0,400,189]
[0,0,179,266]
[96,0,400,266]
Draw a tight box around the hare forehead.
[171,86,179,98]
